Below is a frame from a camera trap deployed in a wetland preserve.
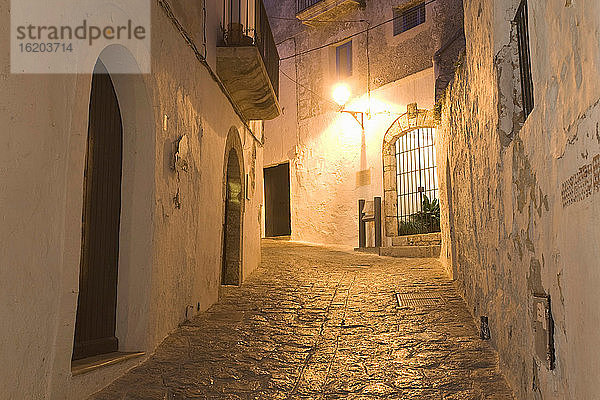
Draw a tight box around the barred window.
[515,0,534,119]
[393,3,426,36]
[297,0,323,13]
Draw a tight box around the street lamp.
[332,83,367,130]
[332,83,351,106]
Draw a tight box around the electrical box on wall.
[532,294,555,370]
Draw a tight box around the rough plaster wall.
[263,0,461,246]
[436,0,600,399]
[0,0,82,396]
[263,39,299,168]
[0,0,263,398]
[271,0,441,118]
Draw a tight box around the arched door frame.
[57,42,155,362]
[382,108,437,238]
[221,127,245,286]
[97,46,156,354]
[72,59,124,360]
[49,44,154,397]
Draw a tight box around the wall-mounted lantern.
[332,83,368,130]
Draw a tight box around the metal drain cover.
[395,292,442,307]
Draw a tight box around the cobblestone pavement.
[92,240,515,400]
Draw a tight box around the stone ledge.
[380,245,441,258]
[392,232,442,247]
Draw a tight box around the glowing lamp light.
[332,83,352,106]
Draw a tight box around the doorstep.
[71,351,145,376]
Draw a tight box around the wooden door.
[222,150,242,286]
[73,61,123,360]
[264,163,291,237]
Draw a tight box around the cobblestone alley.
[92,240,514,399]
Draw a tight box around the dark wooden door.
[73,61,123,360]
[222,150,242,286]
[264,163,291,237]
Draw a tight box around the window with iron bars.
[393,2,426,36]
[297,0,323,13]
[515,0,534,119]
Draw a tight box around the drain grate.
[395,292,442,307]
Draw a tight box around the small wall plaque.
[407,103,418,119]
[356,169,372,187]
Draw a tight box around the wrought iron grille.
[395,128,440,236]
[297,0,323,13]
[515,0,534,119]
[255,0,279,97]
[393,2,426,36]
[221,0,279,97]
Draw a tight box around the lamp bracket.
[341,110,366,129]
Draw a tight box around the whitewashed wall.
[0,0,264,398]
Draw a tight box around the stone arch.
[222,127,245,286]
[382,108,437,238]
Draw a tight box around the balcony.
[217,0,281,121]
[296,0,363,25]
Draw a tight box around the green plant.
[398,195,441,235]
[420,194,440,221]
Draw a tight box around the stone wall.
[436,1,600,398]
[0,0,264,398]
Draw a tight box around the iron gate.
[394,127,440,235]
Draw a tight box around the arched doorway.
[381,108,438,238]
[73,59,123,360]
[222,131,244,286]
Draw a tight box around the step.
[379,245,441,258]
[354,247,380,254]
[392,232,442,247]
[264,235,291,241]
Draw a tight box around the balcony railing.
[221,0,279,97]
[297,0,323,13]
[218,0,280,120]
[255,0,279,98]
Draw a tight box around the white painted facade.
[0,0,266,398]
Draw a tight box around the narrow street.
[92,240,514,399]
